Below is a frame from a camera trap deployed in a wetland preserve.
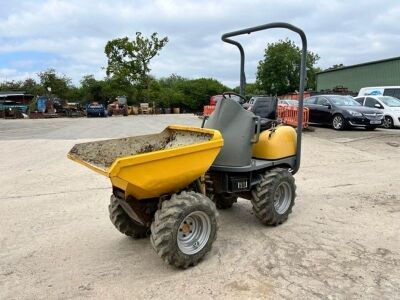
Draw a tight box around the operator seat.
[250,97,278,130]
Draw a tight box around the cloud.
[0,0,399,87]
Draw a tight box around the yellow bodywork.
[252,125,297,160]
[68,125,223,200]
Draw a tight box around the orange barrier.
[204,104,309,128]
[203,105,215,116]
[277,106,286,121]
[279,92,311,100]
[277,105,309,128]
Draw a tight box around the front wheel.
[251,168,296,226]
[332,114,346,130]
[150,191,218,269]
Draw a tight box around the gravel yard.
[1,115,399,299]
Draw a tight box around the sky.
[0,0,399,88]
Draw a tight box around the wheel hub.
[180,222,191,234]
[333,116,342,129]
[384,117,393,128]
[273,182,292,214]
[177,211,211,255]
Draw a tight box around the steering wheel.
[222,91,247,103]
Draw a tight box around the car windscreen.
[305,97,317,104]
[378,96,400,107]
[327,96,361,106]
[286,100,298,105]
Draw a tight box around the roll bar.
[221,22,307,174]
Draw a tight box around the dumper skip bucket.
[68,125,223,199]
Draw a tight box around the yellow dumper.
[69,22,307,269]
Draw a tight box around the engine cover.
[252,125,297,160]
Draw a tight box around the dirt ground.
[1,115,399,299]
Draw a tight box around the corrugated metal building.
[316,56,400,93]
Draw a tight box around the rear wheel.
[251,168,296,226]
[150,191,218,269]
[383,116,394,129]
[205,173,237,209]
[214,193,237,209]
[109,195,148,238]
[332,114,346,130]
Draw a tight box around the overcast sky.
[0,0,399,87]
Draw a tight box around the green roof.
[318,56,400,74]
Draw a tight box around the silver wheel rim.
[333,116,343,129]
[274,182,292,214]
[177,211,211,255]
[384,117,392,128]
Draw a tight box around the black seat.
[250,96,278,130]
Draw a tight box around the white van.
[358,86,400,98]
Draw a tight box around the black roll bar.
[221,22,307,174]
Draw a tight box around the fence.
[203,105,215,116]
[204,104,309,128]
[277,106,309,128]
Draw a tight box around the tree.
[0,78,44,97]
[0,67,231,111]
[326,64,344,70]
[178,78,228,110]
[233,82,264,98]
[105,32,168,87]
[256,39,320,95]
[80,75,106,102]
[37,69,72,99]
[22,78,44,96]
[0,80,23,91]
[65,86,83,102]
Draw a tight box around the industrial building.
[316,56,400,94]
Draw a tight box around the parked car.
[354,95,400,129]
[304,95,383,130]
[278,99,298,106]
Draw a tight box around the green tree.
[65,86,83,102]
[327,63,344,70]
[0,80,23,91]
[233,82,264,98]
[22,78,44,96]
[178,78,228,110]
[102,76,134,103]
[256,39,320,95]
[37,69,72,99]
[0,78,44,98]
[80,75,105,102]
[104,32,168,100]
